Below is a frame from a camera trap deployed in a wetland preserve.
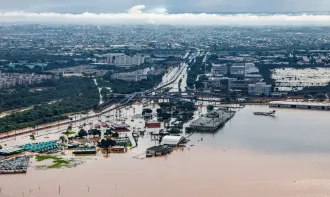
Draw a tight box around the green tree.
[156,108,163,114]
[78,129,88,138]
[104,129,113,136]
[207,105,214,111]
[59,136,66,143]
[142,108,152,115]
[100,88,111,97]
[99,139,116,154]
[67,125,73,132]
[112,132,119,138]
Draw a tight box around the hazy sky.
[0,1,330,25]
[0,0,330,13]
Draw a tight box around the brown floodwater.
[1,106,330,197]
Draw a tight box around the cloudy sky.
[1,0,330,13]
[0,0,329,25]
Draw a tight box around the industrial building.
[212,63,245,79]
[190,109,236,132]
[269,101,330,110]
[248,82,272,96]
[146,145,173,157]
[160,136,186,146]
[212,64,228,76]
[210,77,232,93]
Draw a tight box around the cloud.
[0,5,330,26]
[128,5,146,14]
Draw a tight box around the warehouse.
[146,145,173,157]
[0,147,25,156]
[160,136,185,146]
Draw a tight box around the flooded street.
[2,106,330,197]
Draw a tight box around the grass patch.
[35,155,70,169]
[62,131,76,135]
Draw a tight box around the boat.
[253,110,276,116]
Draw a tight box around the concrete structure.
[230,63,245,78]
[190,109,236,132]
[210,77,232,93]
[269,101,330,110]
[160,136,185,146]
[112,72,147,82]
[212,64,228,76]
[99,53,145,66]
[248,82,272,96]
[212,63,245,79]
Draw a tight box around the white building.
[101,53,145,66]
[248,82,272,96]
[161,136,185,146]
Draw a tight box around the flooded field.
[1,105,330,197]
[272,67,330,91]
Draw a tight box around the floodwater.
[2,106,330,197]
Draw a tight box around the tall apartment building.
[104,53,145,66]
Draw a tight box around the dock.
[190,109,236,132]
[269,101,330,110]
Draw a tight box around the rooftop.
[0,147,24,154]
[161,136,185,145]
[269,101,330,106]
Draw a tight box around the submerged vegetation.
[35,155,70,169]
[35,155,83,169]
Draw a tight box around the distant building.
[212,64,228,76]
[212,63,245,79]
[98,53,145,66]
[210,77,232,93]
[248,82,272,96]
[230,63,245,79]
[112,72,147,82]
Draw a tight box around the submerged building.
[190,109,236,132]
[269,101,330,110]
